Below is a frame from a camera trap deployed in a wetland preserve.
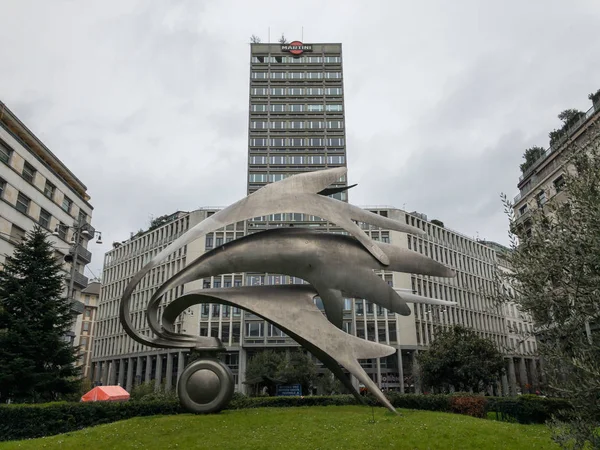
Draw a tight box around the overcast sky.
[1,0,599,277]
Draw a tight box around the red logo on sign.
[288,41,304,55]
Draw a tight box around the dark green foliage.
[417,325,505,393]
[0,226,80,403]
[549,109,586,147]
[430,219,444,228]
[0,394,569,441]
[501,122,600,448]
[245,350,318,395]
[520,146,546,173]
[589,89,600,105]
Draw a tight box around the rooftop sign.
[281,41,313,55]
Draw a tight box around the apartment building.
[0,101,96,344]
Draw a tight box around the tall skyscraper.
[248,42,347,204]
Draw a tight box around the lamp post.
[53,218,102,305]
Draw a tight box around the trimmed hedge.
[0,394,571,442]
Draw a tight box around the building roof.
[0,101,91,204]
[82,281,101,295]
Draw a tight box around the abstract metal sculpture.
[120,168,456,414]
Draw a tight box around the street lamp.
[52,218,102,305]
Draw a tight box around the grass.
[0,405,558,450]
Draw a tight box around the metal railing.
[67,270,88,289]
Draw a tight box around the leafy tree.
[550,110,585,147]
[588,89,600,105]
[316,369,348,395]
[501,122,600,449]
[250,34,261,43]
[245,350,283,395]
[0,226,80,403]
[278,33,288,44]
[417,326,505,393]
[276,350,317,395]
[520,146,546,173]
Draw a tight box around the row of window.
[249,147,345,153]
[250,137,345,147]
[251,87,342,96]
[251,104,343,113]
[252,56,341,64]
[249,155,345,165]
[0,178,71,240]
[251,120,343,130]
[1,140,82,218]
[251,72,342,80]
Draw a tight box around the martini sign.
[281,40,313,55]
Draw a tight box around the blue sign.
[276,384,302,396]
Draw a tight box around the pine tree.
[0,226,80,403]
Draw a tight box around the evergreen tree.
[0,226,80,402]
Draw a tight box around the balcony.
[66,270,89,289]
[518,103,598,186]
[70,299,85,315]
[76,244,92,264]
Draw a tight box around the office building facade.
[92,42,539,395]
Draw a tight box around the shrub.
[486,395,571,424]
[449,395,486,418]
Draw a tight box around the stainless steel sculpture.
[119,168,456,414]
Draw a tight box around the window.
[0,178,5,198]
[324,56,341,63]
[270,156,286,165]
[325,72,342,79]
[327,156,345,164]
[554,175,565,192]
[289,104,304,112]
[251,87,268,95]
[39,209,51,229]
[44,181,56,199]
[536,190,547,206]
[22,161,36,183]
[326,104,343,112]
[288,72,305,79]
[58,222,67,240]
[270,104,286,112]
[251,72,267,79]
[205,236,213,248]
[245,322,264,337]
[306,88,323,96]
[271,121,286,129]
[15,193,30,214]
[0,141,12,165]
[270,72,285,79]
[309,138,323,146]
[288,88,303,96]
[250,156,267,164]
[62,196,73,213]
[10,224,26,244]
[307,121,324,129]
[306,72,323,79]
[289,122,304,129]
[250,138,267,146]
[83,322,90,332]
[307,104,324,112]
[326,138,345,146]
[250,104,267,112]
[250,121,268,129]
[270,138,285,146]
[249,173,268,183]
[289,138,304,146]
[326,120,343,129]
[270,88,286,96]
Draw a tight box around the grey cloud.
[2,0,600,275]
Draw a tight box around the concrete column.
[108,361,116,385]
[501,373,509,397]
[135,356,143,386]
[117,359,125,387]
[530,358,539,391]
[507,358,517,396]
[92,363,99,385]
[99,361,106,385]
[177,351,186,386]
[397,349,405,394]
[238,348,247,394]
[413,351,421,394]
[155,354,163,391]
[165,352,174,392]
[519,357,528,393]
[145,355,152,383]
[126,357,134,392]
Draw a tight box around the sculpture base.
[177,358,234,413]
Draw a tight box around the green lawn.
[0,405,558,450]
